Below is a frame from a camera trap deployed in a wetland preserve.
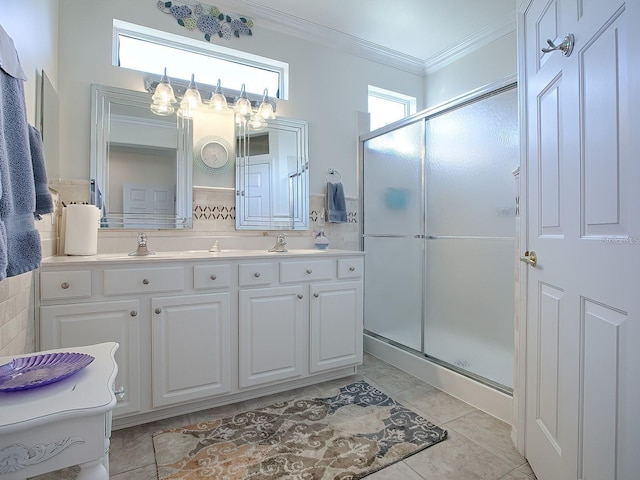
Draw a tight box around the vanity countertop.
[42,249,364,266]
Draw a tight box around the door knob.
[520,250,537,267]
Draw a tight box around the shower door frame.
[360,74,519,396]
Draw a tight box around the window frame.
[368,85,417,130]
[113,19,289,100]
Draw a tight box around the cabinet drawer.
[104,267,184,295]
[41,270,92,300]
[238,262,276,287]
[194,264,231,290]
[338,258,364,279]
[280,259,334,283]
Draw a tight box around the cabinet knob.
[155,308,162,314]
[313,292,319,298]
[210,274,217,280]
[349,266,355,271]
[297,294,303,299]
[306,269,312,274]
[114,386,126,399]
[60,282,70,289]
[254,272,261,278]
[130,310,138,317]
[142,278,150,285]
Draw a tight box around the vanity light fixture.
[208,79,228,111]
[150,67,177,116]
[177,73,202,118]
[233,83,253,116]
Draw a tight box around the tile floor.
[32,353,536,480]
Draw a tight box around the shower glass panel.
[363,120,424,352]
[424,87,518,389]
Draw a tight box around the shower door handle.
[520,251,537,268]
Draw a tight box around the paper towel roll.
[64,204,100,255]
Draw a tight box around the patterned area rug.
[153,380,447,479]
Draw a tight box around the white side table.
[0,342,118,480]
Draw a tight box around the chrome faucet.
[129,232,155,256]
[268,233,288,253]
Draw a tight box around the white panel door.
[522,1,640,479]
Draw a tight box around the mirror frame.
[90,84,193,229]
[235,117,309,230]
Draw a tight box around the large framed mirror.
[236,117,309,230]
[90,84,193,229]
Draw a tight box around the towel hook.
[326,168,342,182]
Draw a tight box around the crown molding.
[423,11,516,74]
[213,0,516,76]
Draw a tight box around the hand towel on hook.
[326,181,347,223]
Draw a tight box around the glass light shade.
[256,89,276,119]
[209,79,228,110]
[248,113,267,130]
[177,74,202,118]
[256,101,275,120]
[234,84,252,116]
[150,100,175,116]
[150,68,176,116]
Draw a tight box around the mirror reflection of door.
[123,183,175,228]
[107,104,178,219]
[245,157,271,220]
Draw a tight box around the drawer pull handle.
[349,266,356,271]
[155,308,162,314]
[130,310,138,317]
[313,293,319,298]
[297,294,303,299]
[60,282,70,289]
[143,278,150,285]
[210,274,217,280]
[254,272,261,278]
[114,386,126,399]
[306,269,313,274]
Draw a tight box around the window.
[113,19,288,99]
[368,86,416,130]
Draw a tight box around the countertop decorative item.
[157,1,254,41]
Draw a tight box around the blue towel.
[326,181,347,223]
[0,66,42,279]
[29,125,53,218]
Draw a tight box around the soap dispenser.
[313,229,329,250]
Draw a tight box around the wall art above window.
[157,1,254,41]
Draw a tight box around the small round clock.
[194,136,234,174]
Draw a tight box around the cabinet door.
[151,293,231,407]
[239,286,305,388]
[40,300,141,416]
[309,281,363,373]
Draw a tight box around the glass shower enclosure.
[362,83,518,391]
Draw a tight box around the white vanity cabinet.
[39,250,364,428]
